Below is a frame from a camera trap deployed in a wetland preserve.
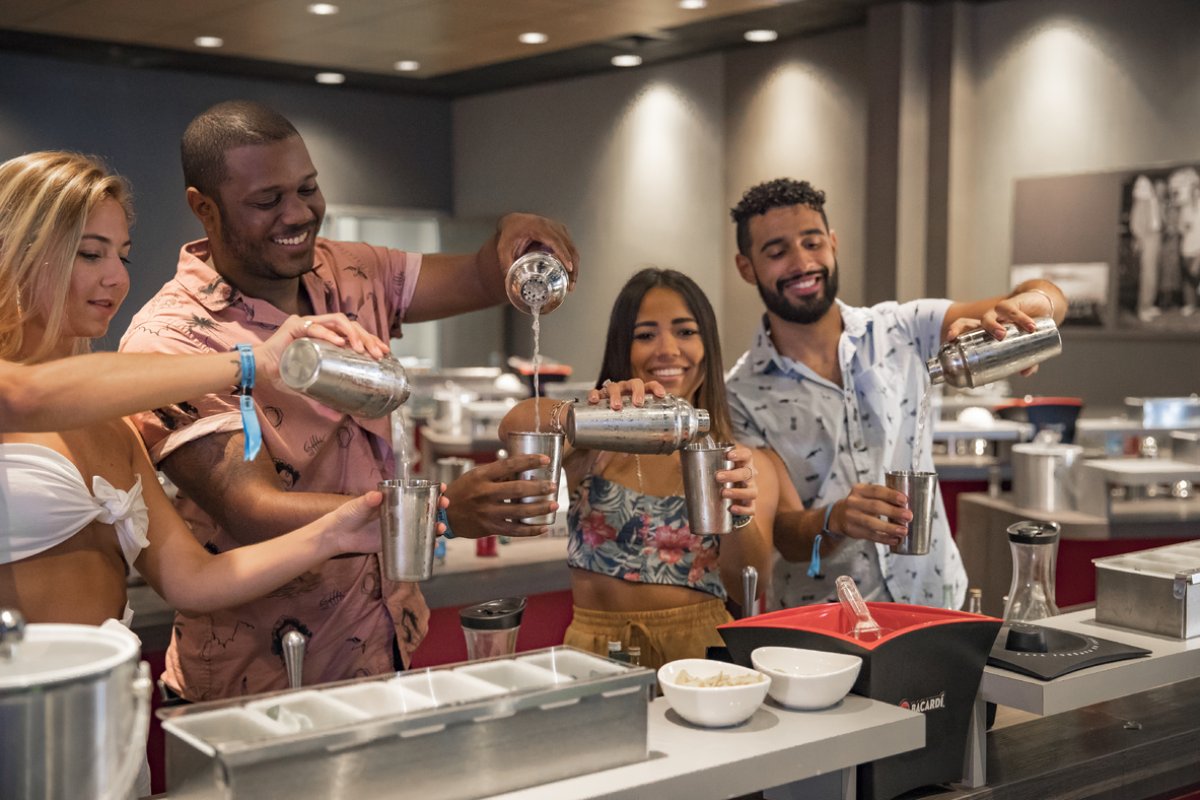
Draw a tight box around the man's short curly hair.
[730,178,828,256]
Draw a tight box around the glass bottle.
[625,645,642,667]
[966,588,983,614]
[1002,521,1061,623]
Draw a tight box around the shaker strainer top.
[519,276,552,307]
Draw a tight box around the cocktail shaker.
[561,395,710,454]
[506,251,569,315]
[279,339,410,418]
[681,436,734,534]
[926,317,1062,388]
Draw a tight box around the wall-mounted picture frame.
[1011,262,1109,327]
[1117,165,1200,332]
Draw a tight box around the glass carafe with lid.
[459,597,527,660]
[1003,520,1060,623]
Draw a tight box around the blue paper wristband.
[236,345,262,462]
[437,507,455,538]
[807,503,837,579]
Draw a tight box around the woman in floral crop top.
[500,269,777,670]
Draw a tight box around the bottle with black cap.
[459,597,527,660]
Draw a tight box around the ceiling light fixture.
[394,60,420,72]
[518,32,548,45]
[307,3,339,14]
[678,0,707,9]
[744,29,779,43]
[193,36,224,48]
[315,72,345,84]
[611,54,643,68]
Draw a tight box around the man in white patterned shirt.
[725,178,1066,611]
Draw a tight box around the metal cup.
[885,470,937,555]
[378,478,440,581]
[505,431,564,525]
[280,339,410,418]
[681,439,734,535]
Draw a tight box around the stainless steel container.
[0,613,153,800]
[1094,540,1200,639]
[927,317,1062,388]
[1010,442,1083,512]
[680,437,733,534]
[279,339,410,418]
[378,479,440,582]
[160,647,654,800]
[505,251,569,315]
[563,395,710,454]
[1171,431,1200,465]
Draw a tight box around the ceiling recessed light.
[307,3,339,14]
[518,32,548,45]
[394,60,420,72]
[315,72,345,84]
[744,29,779,43]
[193,36,224,48]
[678,0,707,9]
[611,54,642,68]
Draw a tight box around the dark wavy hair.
[730,178,828,256]
[181,100,300,196]
[595,268,733,443]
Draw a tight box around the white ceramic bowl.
[750,647,862,711]
[657,659,769,727]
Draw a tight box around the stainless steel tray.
[1094,540,1200,639]
[159,647,654,800]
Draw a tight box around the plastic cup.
[885,470,937,556]
[378,478,440,581]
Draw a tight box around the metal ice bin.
[1094,540,1200,639]
[159,647,654,800]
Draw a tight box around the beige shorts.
[564,597,733,672]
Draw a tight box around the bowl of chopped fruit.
[656,658,769,727]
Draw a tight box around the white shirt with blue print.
[726,298,968,612]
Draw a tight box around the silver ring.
[302,319,314,331]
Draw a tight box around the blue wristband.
[236,344,262,462]
[437,506,455,539]
[807,503,837,579]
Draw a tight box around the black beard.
[755,264,839,324]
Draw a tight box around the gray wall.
[0,50,452,351]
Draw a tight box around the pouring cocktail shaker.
[279,339,410,418]
[926,317,1062,388]
[561,395,710,454]
[680,436,734,534]
[506,251,569,315]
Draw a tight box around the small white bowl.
[750,647,862,711]
[657,659,769,727]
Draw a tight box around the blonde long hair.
[0,151,133,363]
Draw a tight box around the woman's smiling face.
[629,286,705,400]
[62,196,131,341]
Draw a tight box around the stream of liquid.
[911,383,933,473]
[393,407,411,483]
[532,307,542,433]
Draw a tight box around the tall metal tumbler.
[378,478,440,581]
[563,395,710,454]
[681,438,734,534]
[280,339,410,418]
[885,470,937,555]
[506,431,564,525]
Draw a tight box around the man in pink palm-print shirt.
[121,100,579,701]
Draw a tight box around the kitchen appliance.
[505,251,569,315]
[1003,521,1060,623]
[680,436,733,534]
[1172,431,1200,465]
[1094,540,1200,639]
[926,317,1062,389]
[0,611,153,800]
[1074,458,1200,520]
[159,647,652,800]
[429,386,479,436]
[559,394,710,454]
[719,603,1001,800]
[994,396,1084,443]
[279,339,410,418]
[1125,396,1200,429]
[460,597,526,661]
[1010,441,1083,512]
[986,623,1150,680]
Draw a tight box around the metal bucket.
[1010,442,1083,512]
[0,616,152,800]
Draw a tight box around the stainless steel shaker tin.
[505,251,569,315]
[680,438,733,535]
[562,395,711,454]
[279,339,410,418]
[926,316,1062,388]
[379,478,439,582]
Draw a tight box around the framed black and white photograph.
[1011,262,1109,327]
[1116,164,1200,331]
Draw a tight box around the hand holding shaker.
[378,478,440,581]
[506,431,564,525]
[885,470,937,555]
[926,317,1061,388]
[280,339,410,418]
[680,436,734,534]
[561,395,710,454]
[506,251,569,315]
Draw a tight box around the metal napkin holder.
[158,646,654,800]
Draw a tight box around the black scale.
[987,623,1151,681]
